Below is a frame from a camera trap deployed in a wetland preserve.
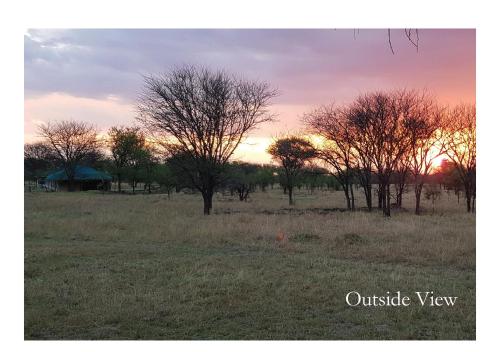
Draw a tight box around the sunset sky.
[24,29,475,163]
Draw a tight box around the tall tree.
[108,126,145,192]
[442,104,476,212]
[267,136,316,205]
[304,104,357,210]
[137,65,277,215]
[38,121,100,191]
[347,90,418,216]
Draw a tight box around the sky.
[24,29,475,163]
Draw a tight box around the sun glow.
[232,137,274,164]
[429,154,447,173]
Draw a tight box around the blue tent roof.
[46,166,112,181]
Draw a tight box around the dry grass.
[24,187,475,339]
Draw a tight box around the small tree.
[267,136,316,205]
[226,162,259,201]
[108,126,145,192]
[137,65,277,215]
[38,121,100,191]
[153,163,176,197]
[254,165,277,192]
[124,144,154,194]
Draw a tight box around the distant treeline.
[24,140,341,197]
[24,138,462,201]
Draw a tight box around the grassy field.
[24,187,475,340]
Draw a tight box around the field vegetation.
[24,187,475,339]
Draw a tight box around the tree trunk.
[465,188,471,212]
[202,190,214,215]
[384,183,391,217]
[366,185,372,211]
[343,185,351,210]
[209,191,213,209]
[379,183,385,212]
[362,182,372,212]
[378,183,383,208]
[415,183,423,215]
[238,187,248,201]
[396,185,403,208]
[349,182,355,210]
[117,174,122,193]
[395,178,405,208]
[288,186,294,206]
[203,197,210,215]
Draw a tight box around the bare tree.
[406,100,445,214]
[267,136,317,205]
[347,90,418,216]
[137,65,277,215]
[442,104,476,212]
[38,121,100,191]
[304,104,357,210]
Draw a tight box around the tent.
[46,165,112,191]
